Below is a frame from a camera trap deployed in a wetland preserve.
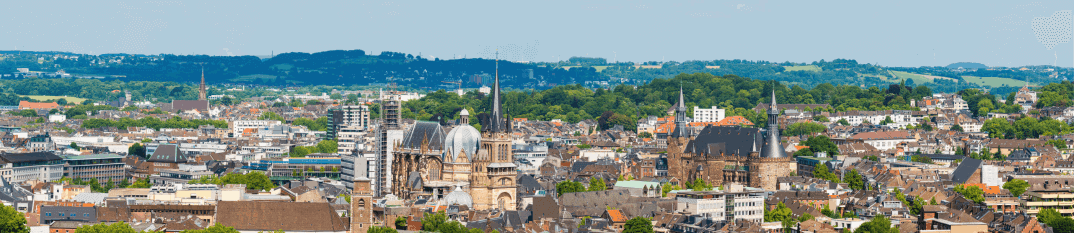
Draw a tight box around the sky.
[2,0,1074,67]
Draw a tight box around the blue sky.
[1,0,1073,67]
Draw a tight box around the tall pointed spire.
[770,86,777,111]
[671,86,689,138]
[761,88,786,158]
[677,86,686,112]
[198,67,207,101]
[489,49,504,133]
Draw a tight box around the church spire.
[671,86,689,138]
[198,67,207,101]
[488,49,504,133]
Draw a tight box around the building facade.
[62,154,125,185]
[389,60,517,210]
[693,106,726,123]
[667,89,793,191]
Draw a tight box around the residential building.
[28,133,55,152]
[327,105,371,140]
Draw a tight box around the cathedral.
[389,59,517,211]
[666,88,794,191]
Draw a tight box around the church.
[389,59,518,211]
[666,88,794,191]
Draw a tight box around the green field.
[783,65,821,72]
[889,71,934,84]
[20,95,88,103]
[961,76,1029,87]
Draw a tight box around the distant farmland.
[783,65,820,72]
[961,76,1029,87]
[19,95,88,103]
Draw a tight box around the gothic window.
[358,199,366,209]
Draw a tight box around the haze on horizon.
[2,0,1073,68]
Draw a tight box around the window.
[45,213,51,217]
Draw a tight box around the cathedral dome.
[443,186,473,207]
[444,124,481,162]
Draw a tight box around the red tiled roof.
[606,209,627,222]
[19,101,59,109]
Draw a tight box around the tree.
[950,124,964,132]
[785,122,827,136]
[837,118,850,126]
[954,184,985,204]
[73,222,139,233]
[1036,208,1074,233]
[368,226,400,233]
[801,135,838,156]
[556,181,586,196]
[661,184,680,197]
[623,217,654,233]
[798,213,815,222]
[1002,179,1029,197]
[812,163,840,182]
[70,142,80,150]
[395,216,408,229]
[853,215,896,233]
[178,223,240,233]
[588,178,606,191]
[846,169,864,190]
[638,132,652,138]
[764,202,793,222]
[129,178,152,188]
[421,212,447,232]
[220,96,235,106]
[0,204,28,233]
[879,116,894,125]
[821,205,838,218]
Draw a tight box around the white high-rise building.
[693,106,725,122]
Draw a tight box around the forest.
[403,72,936,131]
[3,50,1065,94]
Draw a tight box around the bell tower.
[351,177,373,233]
[472,50,517,211]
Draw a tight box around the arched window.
[358,199,366,209]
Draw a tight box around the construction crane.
[442,80,463,95]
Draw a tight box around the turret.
[761,90,786,158]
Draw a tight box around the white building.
[675,185,766,223]
[849,131,915,151]
[692,106,725,123]
[48,114,66,123]
[0,152,65,183]
[579,149,616,162]
[230,120,281,137]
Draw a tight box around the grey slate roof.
[951,158,983,184]
[148,144,189,163]
[0,152,63,163]
[684,126,762,157]
[400,121,445,151]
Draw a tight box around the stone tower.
[749,89,793,191]
[351,177,373,233]
[471,51,517,211]
[667,87,692,183]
